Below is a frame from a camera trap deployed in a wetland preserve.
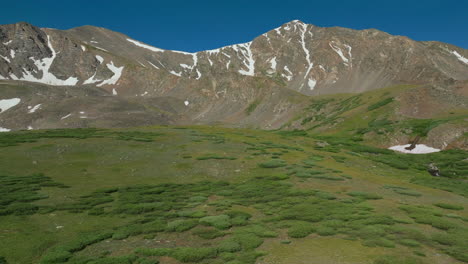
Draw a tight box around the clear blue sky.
[2,0,467,52]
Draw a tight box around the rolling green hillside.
[0,126,467,264]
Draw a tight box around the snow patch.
[184,100,189,106]
[10,50,15,58]
[170,71,182,77]
[83,72,101,85]
[269,57,277,71]
[94,46,108,52]
[127,38,197,55]
[95,55,104,64]
[389,144,441,154]
[112,88,117,95]
[61,114,72,120]
[274,27,282,36]
[81,45,86,51]
[344,44,352,65]
[263,33,271,45]
[96,61,124,87]
[148,61,160,69]
[299,23,313,90]
[282,66,293,81]
[196,69,202,80]
[308,78,317,90]
[27,126,33,130]
[0,98,21,113]
[0,127,10,132]
[3,40,12,45]
[235,42,255,76]
[0,55,10,63]
[329,42,350,65]
[28,104,41,113]
[451,50,468,65]
[206,49,220,55]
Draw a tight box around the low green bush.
[348,192,383,200]
[171,247,218,262]
[288,222,315,238]
[258,160,287,168]
[399,239,421,247]
[367,97,393,111]
[218,239,242,253]
[199,215,232,230]
[232,232,264,250]
[433,203,464,211]
[196,155,236,160]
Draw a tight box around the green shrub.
[40,249,73,264]
[367,97,393,111]
[433,203,464,211]
[166,219,198,232]
[239,225,277,238]
[177,210,206,218]
[199,215,231,229]
[245,100,261,115]
[196,155,236,160]
[218,239,242,253]
[219,252,236,261]
[258,160,287,168]
[399,239,421,247]
[236,251,267,264]
[348,192,383,200]
[288,222,315,238]
[171,247,218,262]
[394,189,422,197]
[232,233,264,250]
[63,232,113,253]
[316,226,337,236]
[87,255,138,264]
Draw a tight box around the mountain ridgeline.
[0,20,467,148]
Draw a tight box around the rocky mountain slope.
[0,20,467,147]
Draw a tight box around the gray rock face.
[0,20,467,131]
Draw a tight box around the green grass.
[0,126,466,264]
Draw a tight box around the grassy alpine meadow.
[0,126,467,264]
